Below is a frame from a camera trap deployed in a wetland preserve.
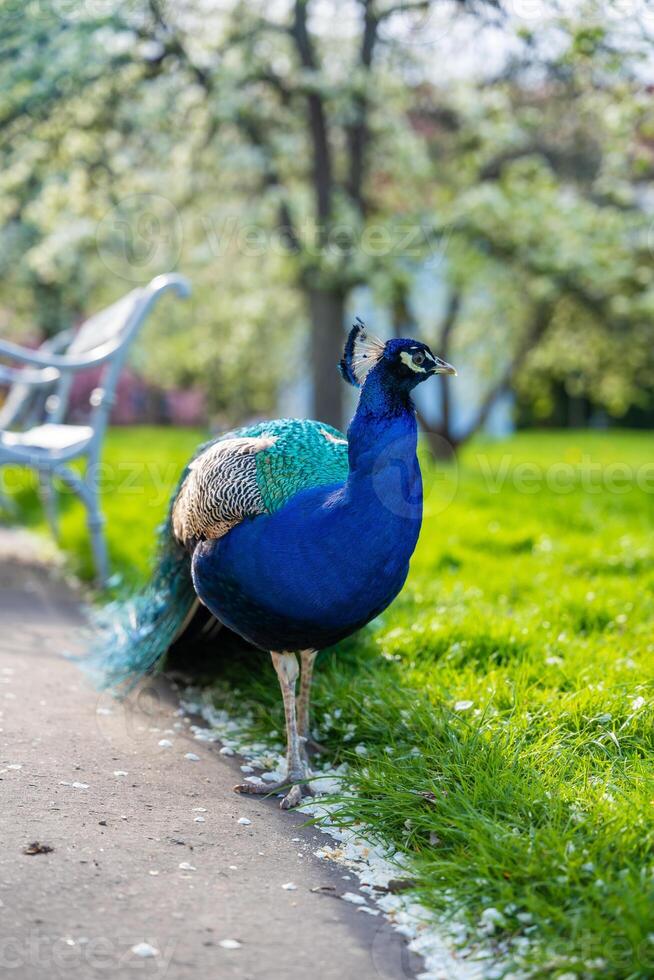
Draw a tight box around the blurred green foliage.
[0,2,653,429]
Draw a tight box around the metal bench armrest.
[0,336,123,371]
[0,363,61,387]
[0,276,189,373]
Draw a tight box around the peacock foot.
[234,770,315,809]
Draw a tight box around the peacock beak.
[431,356,457,376]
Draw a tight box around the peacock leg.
[296,649,327,761]
[297,649,317,742]
[234,651,313,809]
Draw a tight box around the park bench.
[0,274,191,585]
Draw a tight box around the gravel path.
[0,538,420,980]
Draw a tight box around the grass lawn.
[5,426,654,976]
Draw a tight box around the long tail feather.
[83,489,199,691]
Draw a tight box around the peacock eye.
[412,351,425,367]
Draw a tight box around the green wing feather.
[253,418,348,511]
[220,418,349,513]
[172,418,349,548]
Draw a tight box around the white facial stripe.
[400,350,427,373]
[424,350,436,363]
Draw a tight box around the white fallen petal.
[219,746,234,756]
[237,817,251,826]
[480,907,506,933]
[239,765,253,773]
[113,770,128,777]
[184,752,200,762]
[194,816,205,823]
[178,862,196,872]
[218,939,241,949]
[342,892,366,905]
[158,739,173,748]
[131,943,158,958]
[193,807,207,812]
[454,700,474,712]
[281,882,297,890]
[72,782,89,789]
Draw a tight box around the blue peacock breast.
[190,477,421,652]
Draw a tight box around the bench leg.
[38,473,59,541]
[0,471,17,518]
[87,508,108,589]
[57,467,109,588]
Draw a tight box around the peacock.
[88,319,456,808]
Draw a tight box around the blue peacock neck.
[344,368,422,526]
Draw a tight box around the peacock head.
[339,318,456,393]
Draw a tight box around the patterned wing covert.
[171,419,349,547]
[172,435,274,546]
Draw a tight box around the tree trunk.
[307,286,346,429]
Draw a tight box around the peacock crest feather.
[339,317,385,388]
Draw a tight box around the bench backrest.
[0,275,190,455]
[45,288,146,428]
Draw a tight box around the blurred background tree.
[0,0,653,441]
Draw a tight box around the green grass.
[4,427,654,976]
